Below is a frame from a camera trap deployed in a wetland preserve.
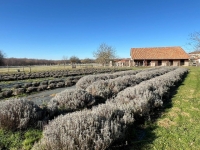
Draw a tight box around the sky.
[0,0,200,60]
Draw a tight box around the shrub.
[114,67,188,112]
[13,84,22,89]
[47,83,56,90]
[37,85,48,91]
[13,88,25,96]
[2,90,13,97]
[65,79,73,87]
[48,80,57,84]
[32,101,135,150]
[56,82,65,88]
[40,81,48,85]
[0,99,43,130]
[33,67,188,150]
[32,82,40,87]
[30,75,36,79]
[86,67,177,101]
[26,87,38,93]
[24,83,32,88]
[47,89,95,113]
[53,75,59,78]
[76,70,142,90]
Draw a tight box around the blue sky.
[0,0,200,60]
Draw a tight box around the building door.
[180,60,184,66]
[158,60,162,66]
[147,60,151,66]
[169,60,173,66]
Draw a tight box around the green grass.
[0,65,133,74]
[0,65,88,74]
[0,128,42,150]
[130,67,200,150]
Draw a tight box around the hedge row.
[0,69,139,130]
[0,76,81,99]
[32,67,188,150]
[76,70,140,90]
[47,67,177,115]
[76,67,161,90]
[114,67,188,113]
[0,68,131,82]
[0,67,174,131]
[33,101,135,150]
[86,66,177,101]
[48,67,177,114]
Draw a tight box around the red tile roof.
[189,51,200,54]
[130,46,189,60]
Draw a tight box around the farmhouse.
[130,46,189,66]
[189,51,200,64]
[189,51,200,58]
[115,58,132,67]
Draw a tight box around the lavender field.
[0,67,188,150]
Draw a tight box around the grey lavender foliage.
[114,67,188,110]
[32,101,135,150]
[48,67,172,115]
[0,99,43,130]
[47,89,95,113]
[33,67,188,150]
[76,69,144,90]
[86,67,177,100]
[76,67,176,91]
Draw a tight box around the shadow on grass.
[108,81,186,150]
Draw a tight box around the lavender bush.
[33,67,188,150]
[114,67,188,111]
[76,69,143,90]
[47,89,95,114]
[86,67,177,101]
[47,67,178,118]
[32,101,137,150]
[0,99,43,130]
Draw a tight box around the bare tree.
[0,50,5,66]
[93,43,116,66]
[189,31,200,51]
[62,56,68,69]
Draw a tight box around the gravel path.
[22,86,76,106]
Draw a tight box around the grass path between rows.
[130,67,200,150]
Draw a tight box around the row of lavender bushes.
[0,67,178,131]
[76,69,142,90]
[0,67,131,81]
[0,68,145,131]
[46,69,146,115]
[0,68,133,98]
[85,67,177,101]
[75,67,164,90]
[47,67,177,115]
[0,76,80,99]
[32,67,188,150]
[0,68,142,130]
